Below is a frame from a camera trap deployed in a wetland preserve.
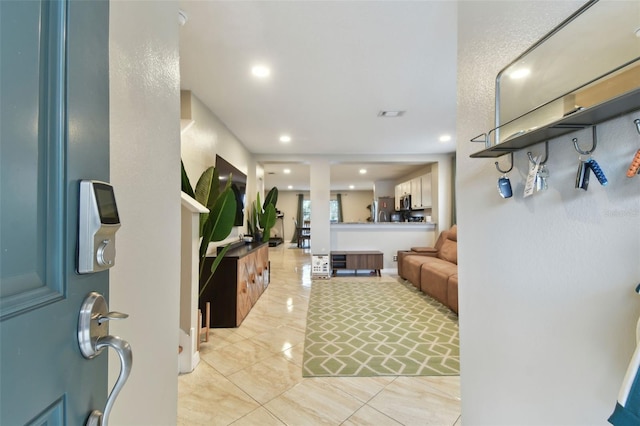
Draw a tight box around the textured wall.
[181,92,253,189]
[109,2,181,424]
[457,1,640,424]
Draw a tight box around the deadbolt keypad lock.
[78,181,121,274]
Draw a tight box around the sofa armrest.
[410,247,438,256]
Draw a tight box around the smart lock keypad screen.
[94,184,120,224]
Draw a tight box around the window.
[302,199,340,222]
[329,200,339,222]
[302,200,311,221]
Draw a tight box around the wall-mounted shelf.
[471,87,640,158]
[470,0,640,160]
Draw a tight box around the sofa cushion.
[403,254,444,288]
[397,250,419,278]
[419,260,457,306]
[403,255,426,288]
[399,251,437,279]
[437,239,457,264]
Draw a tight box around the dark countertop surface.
[207,241,268,258]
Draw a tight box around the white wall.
[181,92,252,187]
[334,191,374,223]
[374,179,395,198]
[457,2,640,424]
[109,1,181,424]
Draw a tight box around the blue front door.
[1,0,111,424]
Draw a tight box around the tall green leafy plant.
[247,187,278,243]
[181,161,237,296]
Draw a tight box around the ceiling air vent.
[377,110,405,117]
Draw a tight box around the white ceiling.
[263,161,429,192]
[178,1,458,191]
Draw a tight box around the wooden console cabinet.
[200,242,269,327]
[330,251,383,277]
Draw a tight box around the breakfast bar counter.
[330,222,437,271]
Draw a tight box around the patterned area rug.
[302,277,459,377]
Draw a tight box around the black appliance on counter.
[407,216,424,222]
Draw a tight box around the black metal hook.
[495,152,514,174]
[573,126,597,155]
[527,141,549,165]
[634,118,640,135]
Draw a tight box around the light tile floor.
[178,245,461,425]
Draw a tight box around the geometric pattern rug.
[302,276,459,377]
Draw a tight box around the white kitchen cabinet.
[410,177,422,208]
[401,181,410,195]
[395,174,431,210]
[420,172,432,208]
[395,181,411,210]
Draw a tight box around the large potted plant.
[247,187,278,243]
[181,161,236,296]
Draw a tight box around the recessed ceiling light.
[251,65,271,78]
[287,185,293,190]
[377,110,405,117]
[439,134,452,142]
[359,169,367,174]
[283,169,291,174]
[349,185,355,189]
[279,135,291,143]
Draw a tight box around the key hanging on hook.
[575,157,590,190]
[536,163,549,191]
[495,152,513,198]
[527,141,549,192]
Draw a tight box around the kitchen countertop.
[332,222,436,226]
[330,222,437,270]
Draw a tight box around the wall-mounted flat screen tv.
[215,155,246,226]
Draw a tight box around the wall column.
[309,159,331,254]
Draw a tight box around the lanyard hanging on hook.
[574,126,607,190]
[627,119,640,178]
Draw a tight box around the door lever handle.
[78,292,133,426]
[96,311,129,325]
[87,335,132,426]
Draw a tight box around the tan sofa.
[398,225,458,313]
